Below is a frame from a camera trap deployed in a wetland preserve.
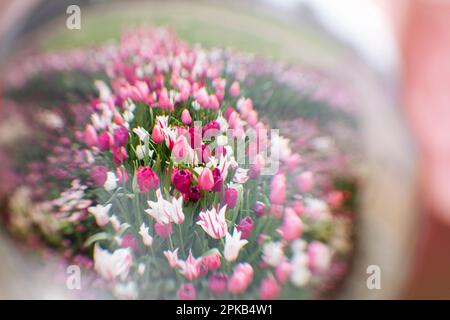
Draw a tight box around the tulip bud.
[270,173,286,205]
[259,274,281,300]
[198,167,214,191]
[181,109,192,125]
[236,216,254,239]
[84,124,98,147]
[136,166,160,193]
[229,81,240,97]
[177,283,196,300]
[224,187,238,209]
[208,273,228,295]
[173,169,191,193]
[98,131,113,151]
[113,126,129,147]
[152,125,165,143]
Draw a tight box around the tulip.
[223,228,248,262]
[93,244,132,281]
[136,166,160,193]
[177,283,196,300]
[197,206,228,239]
[198,167,214,191]
[98,131,113,151]
[152,125,165,143]
[275,261,293,284]
[188,186,201,202]
[307,241,331,274]
[229,81,240,97]
[112,146,128,165]
[173,169,191,193]
[260,274,281,300]
[195,87,209,108]
[113,126,129,147]
[121,234,138,251]
[91,166,108,186]
[88,203,112,227]
[240,98,253,119]
[270,173,286,205]
[104,171,118,191]
[224,187,238,209]
[236,216,254,239]
[254,201,266,218]
[262,241,285,267]
[178,250,202,281]
[171,135,193,164]
[163,248,180,268]
[326,190,345,209]
[116,166,128,185]
[84,124,98,147]
[228,263,253,294]
[138,223,153,247]
[208,273,228,295]
[247,110,258,127]
[224,106,234,120]
[209,94,220,110]
[278,208,303,241]
[297,171,314,193]
[181,109,192,125]
[202,252,221,271]
[154,221,172,238]
[212,168,223,192]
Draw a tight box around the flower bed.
[1,29,357,299]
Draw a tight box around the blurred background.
[0,0,449,299]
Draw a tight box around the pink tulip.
[224,187,238,209]
[113,112,124,126]
[113,126,129,147]
[181,109,192,125]
[136,166,160,193]
[326,190,345,209]
[209,94,220,110]
[275,261,292,284]
[154,222,172,238]
[121,234,137,251]
[177,283,196,300]
[308,241,331,274]
[131,80,149,101]
[152,123,164,142]
[247,110,258,127]
[249,154,265,179]
[240,98,253,119]
[228,263,253,295]
[229,81,240,97]
[297,171,314,193]
[236,216,254,239]
[278,208,303,241]
[84,124,98,147]
[260,274,281,300]
[98,131,113,151]
[224,106,234,120]
[208,273,228,295]
[116,166,129,185]
[198,167,214,191]
[112,146,128,165]
[195,87,209,108]
[173,169,191,193]
[270,173,286,205]
[91,166,108,186]
[202,253,221,271]
[171,135,192,163]
[254,201,267,218]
